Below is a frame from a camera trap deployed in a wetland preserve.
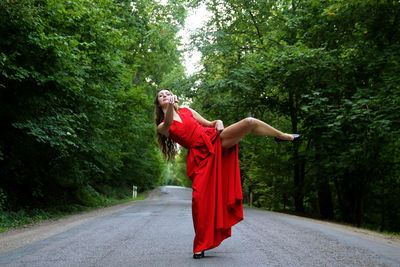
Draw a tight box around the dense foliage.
[177,0,400,232]
[1,0,399,234]
[0,0,187,215]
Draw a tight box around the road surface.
[0,186,399,266]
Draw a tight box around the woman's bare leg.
[219,117,294,150]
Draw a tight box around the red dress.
[168,108,243,253]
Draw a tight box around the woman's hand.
[214,120,224,135]
[168,94,179,104]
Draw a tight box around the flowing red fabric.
[167,108,243,253]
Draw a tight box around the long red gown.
[167,107,243,253]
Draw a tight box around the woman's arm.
[188,107,224,134]
[157,95,178,137]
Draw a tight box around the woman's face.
[157,89,173,107]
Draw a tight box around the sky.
[156,1,211,75]
[178,4,211,75]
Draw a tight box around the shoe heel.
[193,251,205,259]
[274,134,301,145]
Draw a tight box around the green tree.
[180,0,400,231]
[0,0,187,212]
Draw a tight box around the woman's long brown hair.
[154,90,179,161]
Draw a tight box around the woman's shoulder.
[179,107,193,115]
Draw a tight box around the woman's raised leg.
[219,117,294,150]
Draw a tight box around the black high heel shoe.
[193,251,205,259]
[274,134,301,145]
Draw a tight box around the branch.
[248,10,264,45]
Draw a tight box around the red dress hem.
[167,108,244,253]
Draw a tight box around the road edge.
[0,199,142,254]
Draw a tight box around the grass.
[0,193,147,233]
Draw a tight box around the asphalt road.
[0,186,399,266]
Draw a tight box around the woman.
[154,89,300,259]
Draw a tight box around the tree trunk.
[293,150,304,213]
[289,91,304,213]
[317,179,334,219]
